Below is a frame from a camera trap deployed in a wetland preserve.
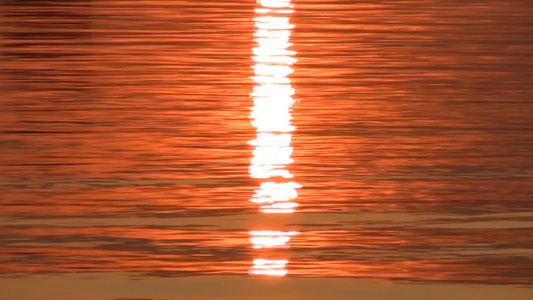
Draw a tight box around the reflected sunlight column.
[248,0,300,214]
[248,0,300,277]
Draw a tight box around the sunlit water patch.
[0,0,531,295]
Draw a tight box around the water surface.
[0,0,532,299]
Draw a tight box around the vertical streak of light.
[248,0,298,277]
[248,0,299,214]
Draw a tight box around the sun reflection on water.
[249,230,299,249]
[250,259,289,276]
[249,0,299,214]
[248,0,298,277]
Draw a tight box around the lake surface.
[0,0,532,299]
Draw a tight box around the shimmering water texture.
[0,0,532,294]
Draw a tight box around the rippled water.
[1,0,532,299]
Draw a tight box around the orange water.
[0,1,531,297]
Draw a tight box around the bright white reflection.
[249,0,299,213]
[250,181,301,213]
[250,230,299,249]
[258,0,292,8]
[249,259,289,276]
[249,0,297,278]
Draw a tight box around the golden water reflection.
[1,0,531,290]
[248,0,298,276]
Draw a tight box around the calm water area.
[0,0,532,299]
